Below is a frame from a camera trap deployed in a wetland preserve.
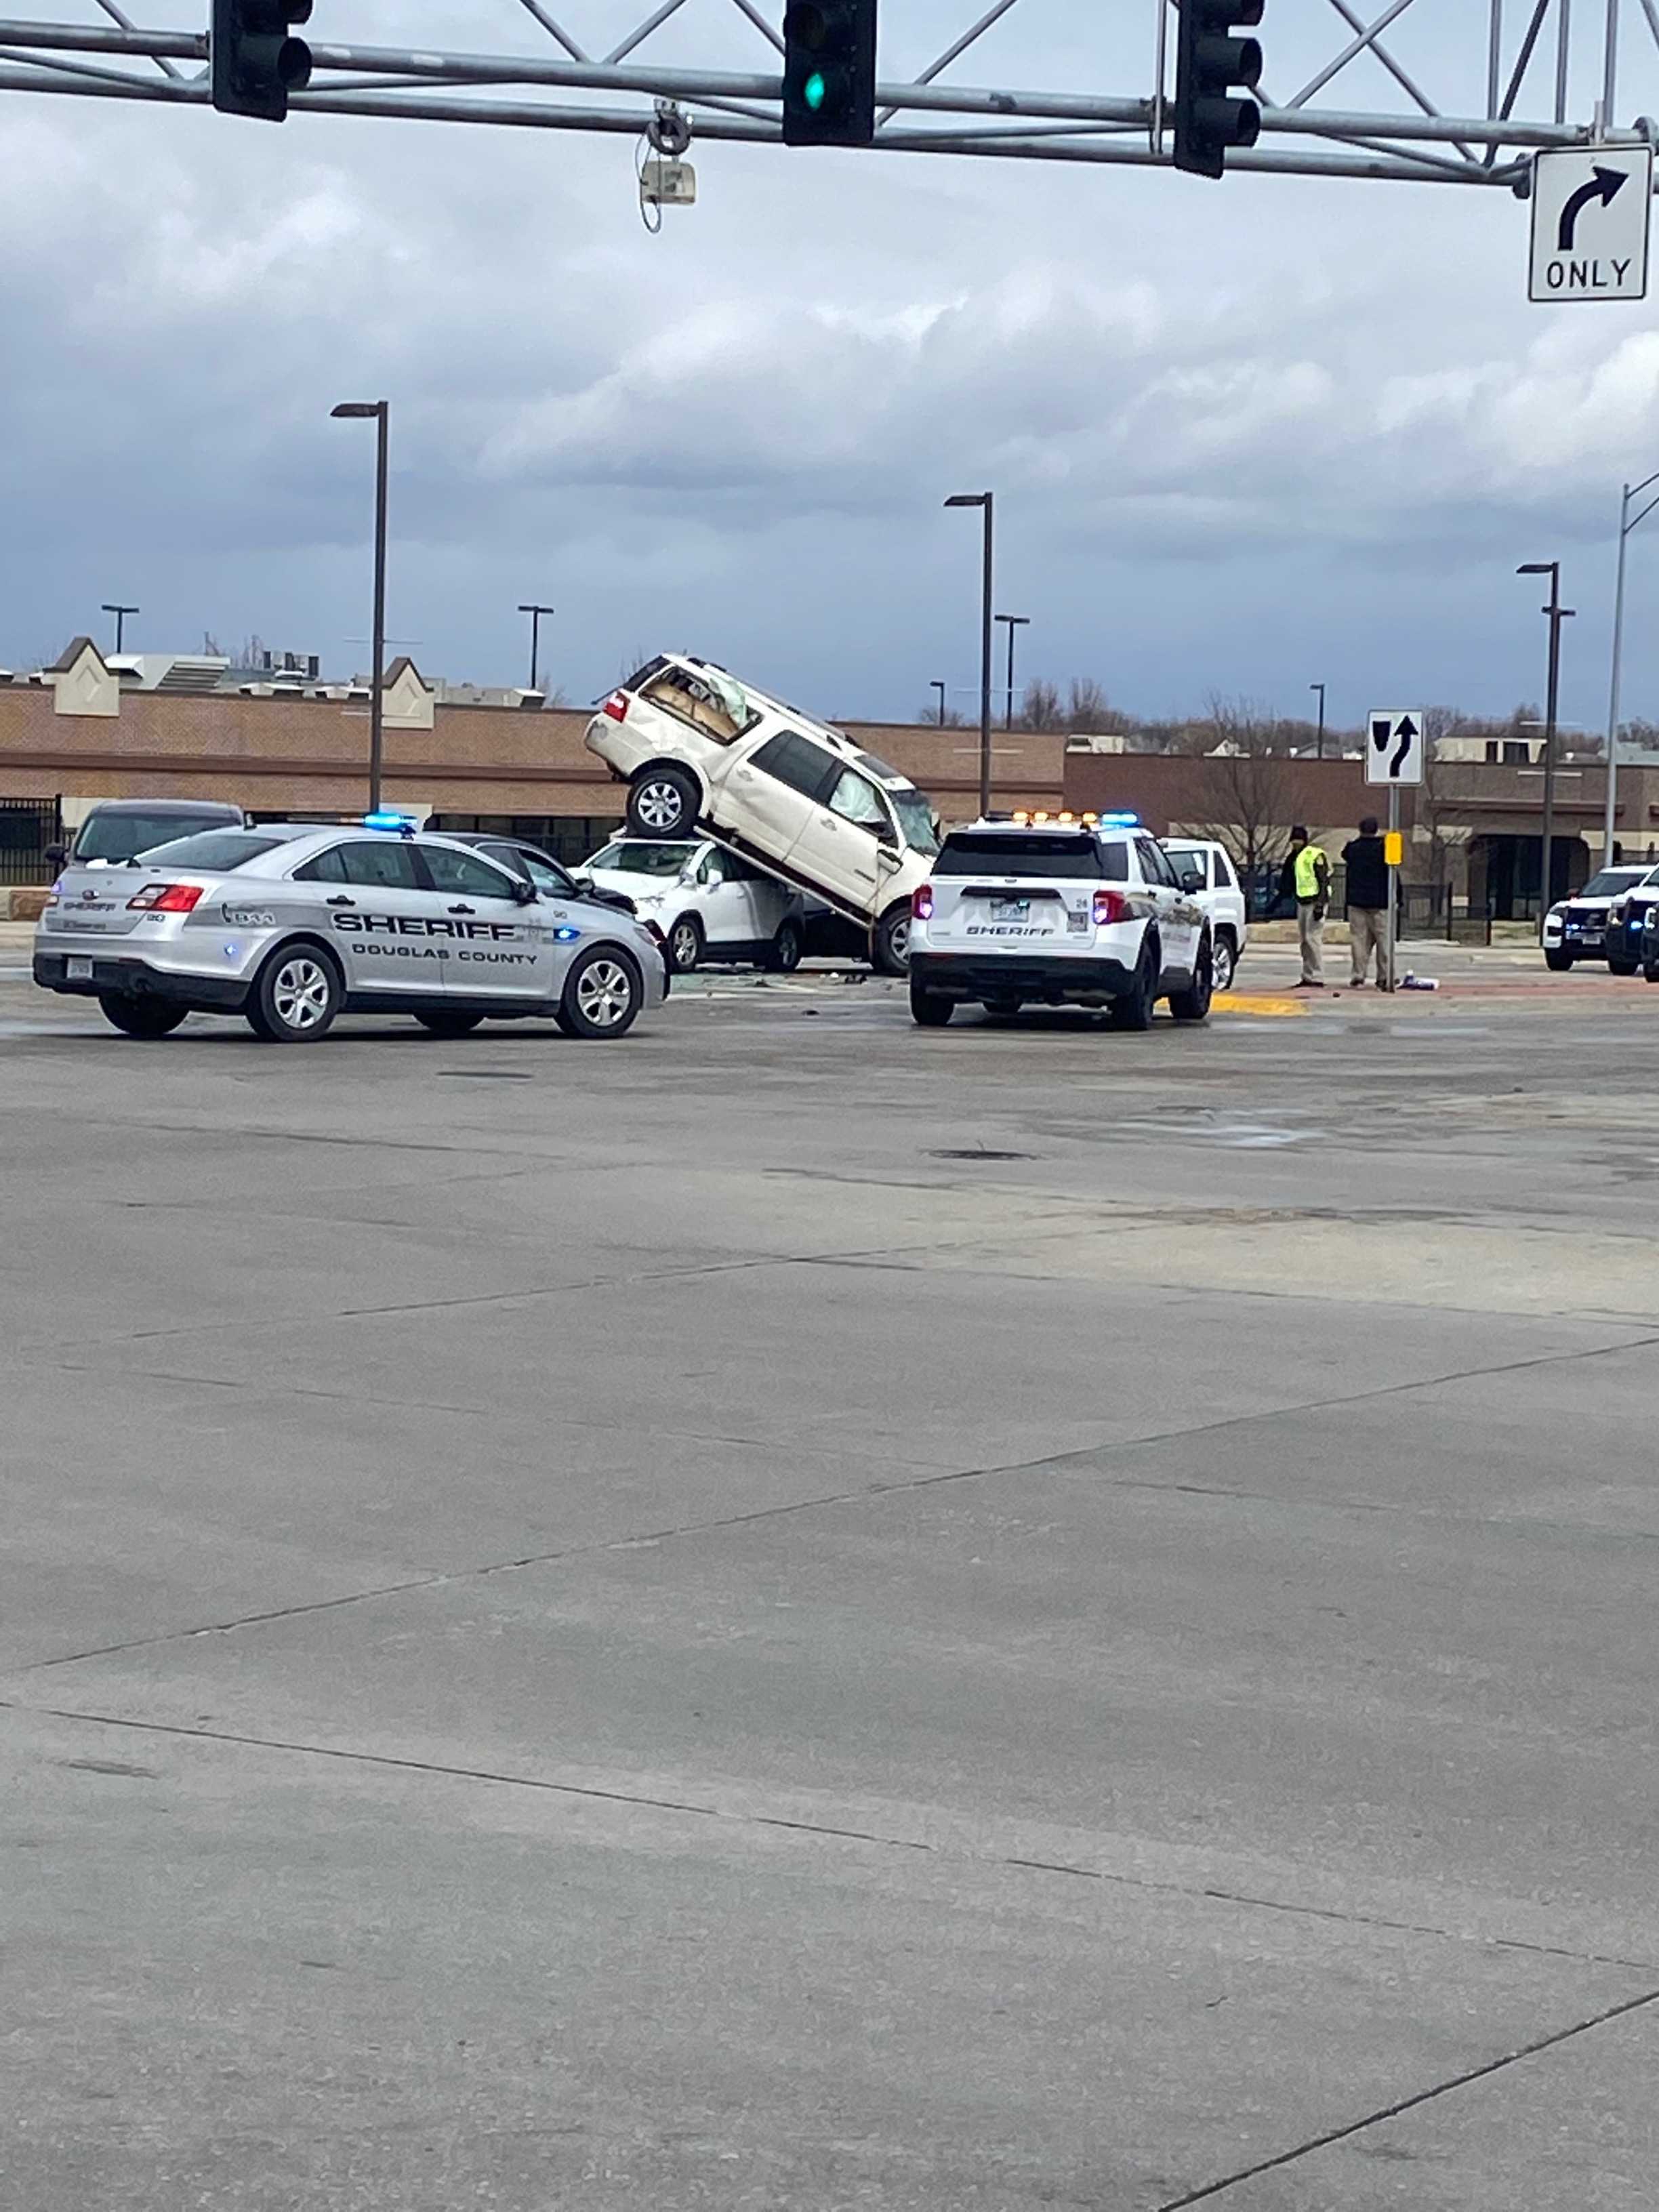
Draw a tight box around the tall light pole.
[945,493,994,814]
[102,602,138,654]
[1309,680,1326,759]
[331,401,390,813]
[1518,560,1575,930]
[996,612,1030,730]
[518,601,554,695]
[930,680,947,727]
[1603,472,1659,860]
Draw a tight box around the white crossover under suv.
[584,653,938,971]
[907,813,1213,1029]
[576,837,807,974]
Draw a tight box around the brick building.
[0,639,1067,886]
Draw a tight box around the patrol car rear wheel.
[628,766,699,838]
[414,1009,486,1038]
[98,993,188,1039]
[1168,938,1214,1024]
[1109,939,1158,1031]
[909,982,954,1027]
[247,945,342,1043]
[668,914,703,972]
[558,947,642,1039]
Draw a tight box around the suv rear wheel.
[1168,937,1214,1024]
[909,981,953,1027]
[767,918,803,972]
[1109,938,1158,1031]
[667,914,703,972]
[628,766,699,838]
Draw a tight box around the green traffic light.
[804,69,826,109]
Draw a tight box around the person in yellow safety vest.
[1286,825,1331,989]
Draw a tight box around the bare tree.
[1020,677,1066,731]
[1066,678,1131,734]
[1181,695,1298,884]
[916,701,967,727]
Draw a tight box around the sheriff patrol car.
[906,813,1214,1029]
[33,816,668,1043]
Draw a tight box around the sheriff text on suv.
[906,813,1214,1029]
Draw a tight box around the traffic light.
[782,1,878,148]
[211,0,312,121]
[1172,0,1264,179]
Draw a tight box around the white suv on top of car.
[575,836,807,974]
[1161,838,1248,991]
[907,812,1214,1029]
[583,653,938,970]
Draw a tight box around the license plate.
[990,898,1030,920]
[66,956,93,980]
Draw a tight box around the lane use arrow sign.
[1557,165,1627,252]
[1366,710,1425,785]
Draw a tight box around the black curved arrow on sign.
[1557,165,1627,251]
[1390,714,1417,776]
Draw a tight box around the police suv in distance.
[907,813,1214,1029]
[1589,863,1659,973]
[33,816,668,1043]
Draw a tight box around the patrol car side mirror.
[44,842,66,867]
[1179,866,1204,893]
[511,878,537,905]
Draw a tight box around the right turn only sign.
[1530,145,1653,302]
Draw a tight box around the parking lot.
[5,935,1658,2211]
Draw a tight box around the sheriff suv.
[907,813,1214,1029]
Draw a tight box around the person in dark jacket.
[1343,816,1391,987]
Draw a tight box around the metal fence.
[0,798,60,885]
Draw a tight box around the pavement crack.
[8,1700,1658,1979]
[1153,1982,1659,2208]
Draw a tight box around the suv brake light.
[1092,888,1129,926]
[912,883,935,921]
[602,691,630,722]
[127,882,205,914]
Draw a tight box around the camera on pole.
[781,1,878,148]
[211,0,313,121]
[1172,0,1264,179]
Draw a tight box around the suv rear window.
[75,811,239,862]
[936,832,1120,880]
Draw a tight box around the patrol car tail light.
[912,884,935,921]
[601,691,630,721]
[1092,888,1129,926]
[127,882,205,914]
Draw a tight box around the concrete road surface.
[3,956,1658,2209]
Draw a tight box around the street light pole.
[1309,680,1326,759]
[1518,560,1576,931]
[996,613,1030,730]
[930,680,947,727]
[101,602,138,654]
[332,400,390,814]
[518,601,554,695]
[945,493,995,814]
[1603,469,1659,861]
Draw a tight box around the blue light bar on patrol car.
[362,811,417,834]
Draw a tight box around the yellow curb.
[1214,994,1310,1017]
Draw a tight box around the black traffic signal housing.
[211,0,313,121]
[782,1,878,147]
[1172,0,1264,179]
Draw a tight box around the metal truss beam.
[0,2,1654,188]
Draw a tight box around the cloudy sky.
[4,0,1659,734]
